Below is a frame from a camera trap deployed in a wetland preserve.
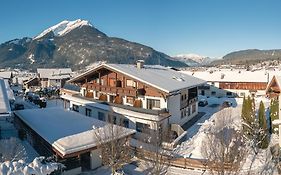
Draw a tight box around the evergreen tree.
[257,101,269,149]
[241,96,255,139]
[270,98,279,134]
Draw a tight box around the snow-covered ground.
[174,95,277,174]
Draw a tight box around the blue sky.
[1,0,281,58]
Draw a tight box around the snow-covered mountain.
[0,19,186,70]
[173,53,212,66]
[34,19,92,40]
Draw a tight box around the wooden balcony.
[85,83,137,97]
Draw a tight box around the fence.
[132,147,238,172]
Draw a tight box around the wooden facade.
[219,82,267,91]
[74,66,167,106]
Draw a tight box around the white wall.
[67,99,168,131]
[90,149,102,170]
[167,93,181,124]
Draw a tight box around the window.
[73,104,79,112]
[101,79,105,86]
[136,122,150,133]
[116,80,122,87]
[181,109,187,118]
[85,108,92,117]
[192,104,196,113]
[64,100,70,109]
[240,92,245,97]
[211,91,216,95]
[109,78,116,87]
[226,92,232,96]
[181,94,187,100]
[113,116,117,124]
[126,96,135,104]
[147,99,160,109]
[181,110,184,118]
[95,78,100,84]
[187,107,191,116]
[98,112,105,121]
[211,82,215,85]
[126,79,136,87]
[123,118,129,128]
[109,95,115,103]
[94,91,100,99]
[108,115,118,124]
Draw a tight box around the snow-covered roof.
[37,68,72,79]
[14,108,135,156]
[4,79,15,101]
[0,78,11,114]
[70,64,206,93]
[182,70,281,83]
[0,71,12,79]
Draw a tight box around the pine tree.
[257,101,269,149]
[270,98,279,134]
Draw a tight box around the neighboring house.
[0,71,13,84]
[61,61,205,133]
[266,75,281,99]
[22,77,40,92]
[182,69,281,97]
[14,108,135,174]
[37,68,72,88]
[0,78,11,118]
[266,75,281,146]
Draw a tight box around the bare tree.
[202,109,248,175]
[93,122,133,174]
[137,127,173,175]
[0,137,27,162]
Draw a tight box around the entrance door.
[80,152,91,171]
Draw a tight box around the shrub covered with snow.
[0,156,60,175]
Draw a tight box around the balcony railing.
[72,94,170,117]
[84,83,137,97]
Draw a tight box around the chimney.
[136,60,144,69]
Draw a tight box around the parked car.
[222,100,232,108]
[198,99,208,107]
[14,103,24,110]
[39,97,47,108]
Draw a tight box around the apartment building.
[61,61,205,133]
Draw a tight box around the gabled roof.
[0,71,12,79]
[266,75,281,93]
[182,70,274,83]
[37,68,72,79]
[69,64,206,93]
[23,77,39,85]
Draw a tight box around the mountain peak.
[34,19,92,40]
[173,53,212,66]
[174,53,206,60]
